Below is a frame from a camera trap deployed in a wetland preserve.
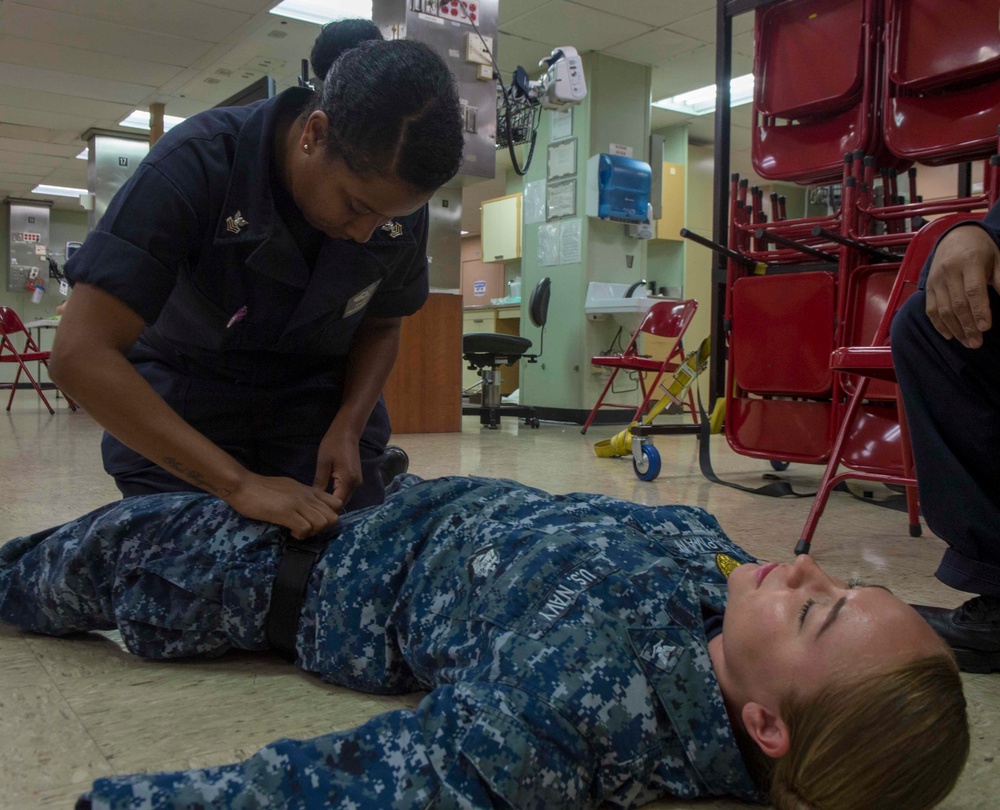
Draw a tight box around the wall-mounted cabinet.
[480,193,522,262]
[653,162,685,241]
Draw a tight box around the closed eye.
[848,576,894,595]
[798,598,816,627]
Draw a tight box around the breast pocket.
[471,530,619,640]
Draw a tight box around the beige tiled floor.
[1,401,997,809]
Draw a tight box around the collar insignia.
[467,545,499,580]
[716,553,743,579]
[381,220,403,239]
[226,211,249,234]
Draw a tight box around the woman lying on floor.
[0,474,967,810]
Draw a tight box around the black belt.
[265,530,335,662]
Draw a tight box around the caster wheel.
[770,460,790,471]
[633,445,662,481]
[527,417,540,428]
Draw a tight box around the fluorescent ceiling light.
[461,230,469,235]
[119,110,186,131]
[33,184,88,198]
[653,73,755,116]
[76,149,88,160]
[269,0,372,25]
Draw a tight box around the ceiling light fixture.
[32,184,89,198]
[652,73,755,116]
[119,110,187,131]
[269,0,372,25]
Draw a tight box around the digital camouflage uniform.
[0,475,766,810]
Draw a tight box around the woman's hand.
[227,473,343,540]
[925,225,1000,348]
[313,422,363,509]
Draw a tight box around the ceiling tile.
[0,169,46,185]
[500,1,652,54]
[495,33,560,76]
[568,0,714,27]
[651,44,753,99]
[499,0,558,26]
[603,28,703,66]
[3,3,215,67]
[666,7,756,42]
[0,150,66,169]
[0,36,184,88]
[20,0,252,43]
[0,136,78,156]
[732,30,755,59]
[0,63,155,106]
[0,105,99,135]
[43,162,89,186]
[194,0,275,11]
[0,85,135,121]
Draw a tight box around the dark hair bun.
[310,18,384,81]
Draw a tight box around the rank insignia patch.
[715,553,743,579]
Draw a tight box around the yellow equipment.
[593,336,712,463]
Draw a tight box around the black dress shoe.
[912,596,1000,674]
[379,445,409,487]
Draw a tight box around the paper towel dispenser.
[586,153,652,223]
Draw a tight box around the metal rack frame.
[710,0,784,402]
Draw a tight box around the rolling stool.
[462,277,550,430]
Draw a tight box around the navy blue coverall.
[892,201,1000,597]
[64,86,430,510]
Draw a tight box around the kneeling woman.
[0,475,967,810]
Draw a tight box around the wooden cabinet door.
[481,194,521,261]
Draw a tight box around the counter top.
[464,302,521,312]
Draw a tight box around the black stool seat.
[462,333,532,369]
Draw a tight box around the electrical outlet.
[465,33,492,66]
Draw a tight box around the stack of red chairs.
[716,0,1000,552]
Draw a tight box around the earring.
[302,143,309,152]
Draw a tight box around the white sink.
[585,282,655,332]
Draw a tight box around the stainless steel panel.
[373,0,499,181]
[426,186,463,290]
[5,200,51,293]
[86,134,149,230]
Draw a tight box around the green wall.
[514,53,654,416]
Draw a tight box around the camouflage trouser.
[0,495,281,659]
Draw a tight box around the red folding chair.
[725,271,840,465]
[751,0,884,184]
[581,300,698,434]
[795,212,985,554]
[0,308,77,414]
[755,0,868,120]
[883,0,1000,165]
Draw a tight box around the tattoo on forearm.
[161,457,233,497]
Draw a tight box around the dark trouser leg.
[255,382,391,512]
[104,362,390,512]
[0,494,281,658]
[891,291,1000,597]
